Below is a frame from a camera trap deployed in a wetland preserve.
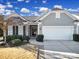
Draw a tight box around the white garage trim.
[42,26,74,40]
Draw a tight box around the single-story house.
[0,7,79,40]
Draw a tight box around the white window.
[8,26,13,35]
[56,12,60,18]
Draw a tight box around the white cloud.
[64,8,79,12]
[0,4,6,15]
[6,2,13,8]
[17,0,24,2]
[0,4,6,9]
[0,8,15,15]
[34,6,41,8]
[5,10,15,15]
[31,12,40,16]
[0,3,14,15]
[18,0,30,3]
[0,8,5,14]
[42,0,47,3]
[25,0,30,3]
[21,8,30,13]
[54,5,63,9]
[69,9,77,12]
[53,5,79,12]
[15,7,20,9]
[6,2,11,5]
[39,7,51,12]
[7,4,13,8]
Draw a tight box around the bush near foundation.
[73,34,79,42]
[22,36,30,43]
[6,35,30,46]
[11,39,22,46]
[36,34,44,42]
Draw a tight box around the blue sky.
[0,0,79,16]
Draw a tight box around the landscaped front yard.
[0,35,40,59]
[0,47,37,59]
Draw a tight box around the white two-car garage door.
[42,26,74,40]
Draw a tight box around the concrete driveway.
[31,40,79,59]
[31,40,79,54]
[44,40,79,54]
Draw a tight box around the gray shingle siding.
[42,13,74,26]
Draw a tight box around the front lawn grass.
[0,47,37,59]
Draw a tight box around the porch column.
[3,22,7,43]
[26,25,29,36]
[3,30,6,42]
[38,22,42,34]
[18,25,23,35]
[23,22,29,36]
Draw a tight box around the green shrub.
[11,39,22,46]
[6,35,23,42]
[16,35,23,41]
[36,34,44,42]
[6,35,30,45]
[22,36,30,43]
[73,34,79,42]
[6,35,14,43]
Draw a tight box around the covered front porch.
[7,23,40,38]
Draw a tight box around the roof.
[3,10,79,23]
[73,13,79,16]
[7,13,27,22]
[72,14,79,22]
[23,16,38,22]
[72,14,79,20]
[3,14,39,22]
[35,9,79,22]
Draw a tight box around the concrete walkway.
[30,40,79,59]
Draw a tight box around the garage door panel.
[42,26,74,40]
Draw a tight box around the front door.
[30,25,38,38]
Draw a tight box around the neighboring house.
[0,7,79,40]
